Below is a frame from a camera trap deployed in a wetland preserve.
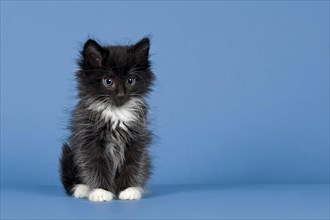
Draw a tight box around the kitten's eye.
[102,78,113,87]
[127,77,136,86]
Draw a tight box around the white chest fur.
[87,98,144,130]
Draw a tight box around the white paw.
[72,184,90,198]
[118,187,143,200]
[88,188,114,202]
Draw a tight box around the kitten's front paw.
[73,184,90,198]
[88,188,114,202]
[118,187,143,200]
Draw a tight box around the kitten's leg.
[75,148,116,202]
[116,149,151,200]
[83,162,115,202]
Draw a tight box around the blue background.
[1,1,329,219]
[1,1,329,186]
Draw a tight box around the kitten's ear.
[129,38,150,60]
[82,39,104,68]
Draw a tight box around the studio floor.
[1,184,329,219]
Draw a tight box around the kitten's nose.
[117,91,125,98]
[116,85,126,98]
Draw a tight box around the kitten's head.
[76,38,154,106]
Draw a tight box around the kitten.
[59,37,154,202]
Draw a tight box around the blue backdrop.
[1,1,329,187]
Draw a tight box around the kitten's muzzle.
[115,94,127,106]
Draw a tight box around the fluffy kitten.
[59,37,154,202]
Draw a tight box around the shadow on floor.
[143,184,224,199]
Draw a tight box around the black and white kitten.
[59,37,154,202]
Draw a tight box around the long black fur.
[59,37,154,197]
[59,143,80,194]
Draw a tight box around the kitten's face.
[77,38,154,106]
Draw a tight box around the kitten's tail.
[59,143,77,195]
